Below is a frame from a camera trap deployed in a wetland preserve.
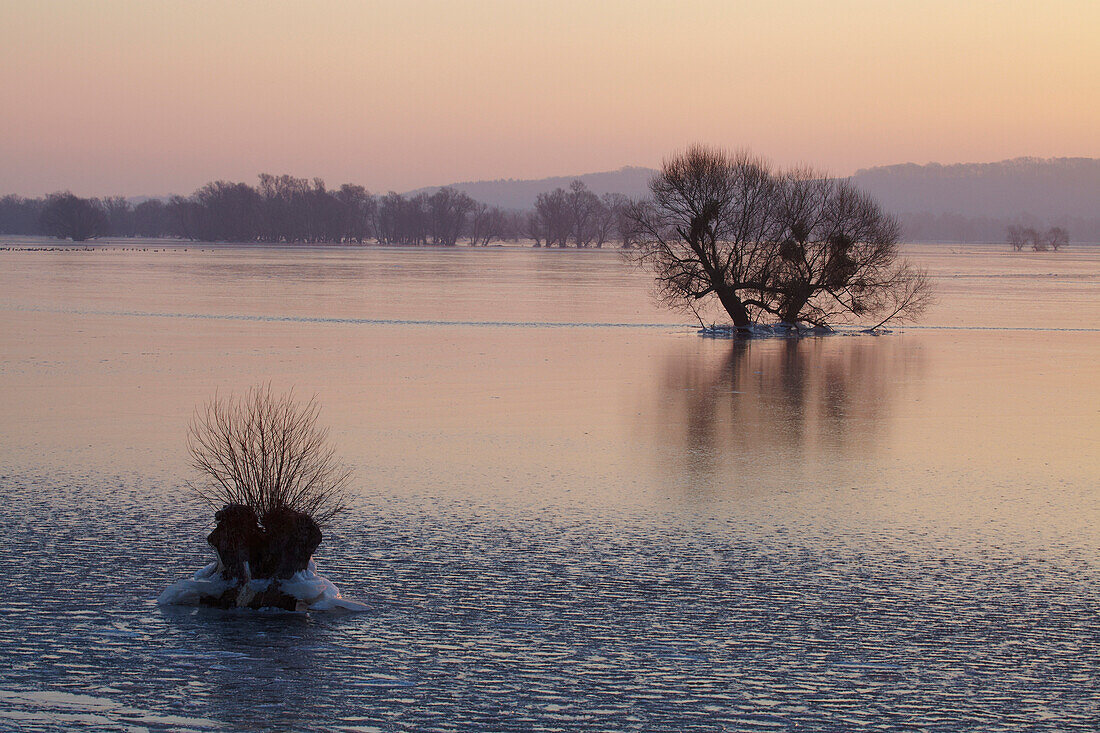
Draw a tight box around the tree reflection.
[656,337,923,483]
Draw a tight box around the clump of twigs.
[187,385,351,524]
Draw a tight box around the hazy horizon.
[3,155,1099,201]
[3,1,1098,197]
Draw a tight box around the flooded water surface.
[0,242,1097,730]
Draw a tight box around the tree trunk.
[781,299,807,325]
[715,286,752,328]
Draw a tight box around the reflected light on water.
[0,242,1097,730]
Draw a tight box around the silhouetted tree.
[188,385,351,524]
[1045,226,1069,251]
[377,191,431,245]
[566,180,601,247]
[630,146,931,330]
[3,174,637,248]
[258,174,313,242]
[766,168,933,327]
[40,192,108,241]
[0,195,44,234]
[629,147,779,328]
[334,184,375,243]
[132,199,170,237]
[1007,224,1029,251]
[603,193,640,248]
[523,210,546,247]
[468,203,507,246]
[428,187,474,245]
[194,181,262,241]
[99,196,133,236]
[534,188,571,247]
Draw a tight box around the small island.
[158,386,366,612]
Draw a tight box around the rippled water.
[1,241,1098,730]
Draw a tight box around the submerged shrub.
[187,385,351,524]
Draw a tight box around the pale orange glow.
[1,0,1098,196]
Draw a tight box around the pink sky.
[2,0,1097,196]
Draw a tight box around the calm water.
[0,241,1098,731]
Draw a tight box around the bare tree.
[334,183,375,243]
[1007,224,1029,251]
[428,187,474,246]
[628,146,779,328]
[766,169,932,327]
[589,193,618,248]
[603,193,640,248]
[132,199,168,237]
[630,145,932,330]
[40,192,108,242]
[534,188,572,247]
[377,191,431,245]
[1046,226,1069,251]
[0,195,45,235]
[523,210,546,247]
[194,181,263,242]
[566,180,600,247]
[187,385,351,524]
[1028,227,1048,251]
[468,203,506,246]
[100,196,133,237]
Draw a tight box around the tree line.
[0,175,641,247]
[1006,224,1069,252]
[3,146,935,330]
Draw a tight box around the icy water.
[0,241,1098,731]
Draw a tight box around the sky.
[1,0,1098,197]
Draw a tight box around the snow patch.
[698,323,891,339]
[158,559,367,612]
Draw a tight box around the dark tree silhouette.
[566,180,601,247]
[468,202,507,246]
[629,147,778,328]
[0,195,44,234]
[1007,224,1029,251]
[194,181,263,241]
[766,169,932,328]
[523,210,546,247]
[334,184,375,243]
[132,199,169,237]
[1045,226,1069,251]
[427,187,475,245]
[603,192,640,248]
[534,188,572,247]
[629,146,932,330]
[3,173,636,246]
[40,192,108,241]
[100,196,133,236]
[188,385,351,524]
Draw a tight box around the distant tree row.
[525,181,639,248]
[1006,225,1069,252]
[890,212,1087,244]
[0,176,641,247]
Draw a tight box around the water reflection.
[157,608,330,728]
[656,337,924,482]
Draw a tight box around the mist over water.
[0,242,1097,730]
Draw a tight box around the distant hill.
[852,157,1100,219]
[16,157,1093,244]
[852,157,1100,243]
[406,166,657,210]
[409,157,1099,242]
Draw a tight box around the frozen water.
[0,241,1097,730]
[1,469,1097,731]
[158,560,369,612]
